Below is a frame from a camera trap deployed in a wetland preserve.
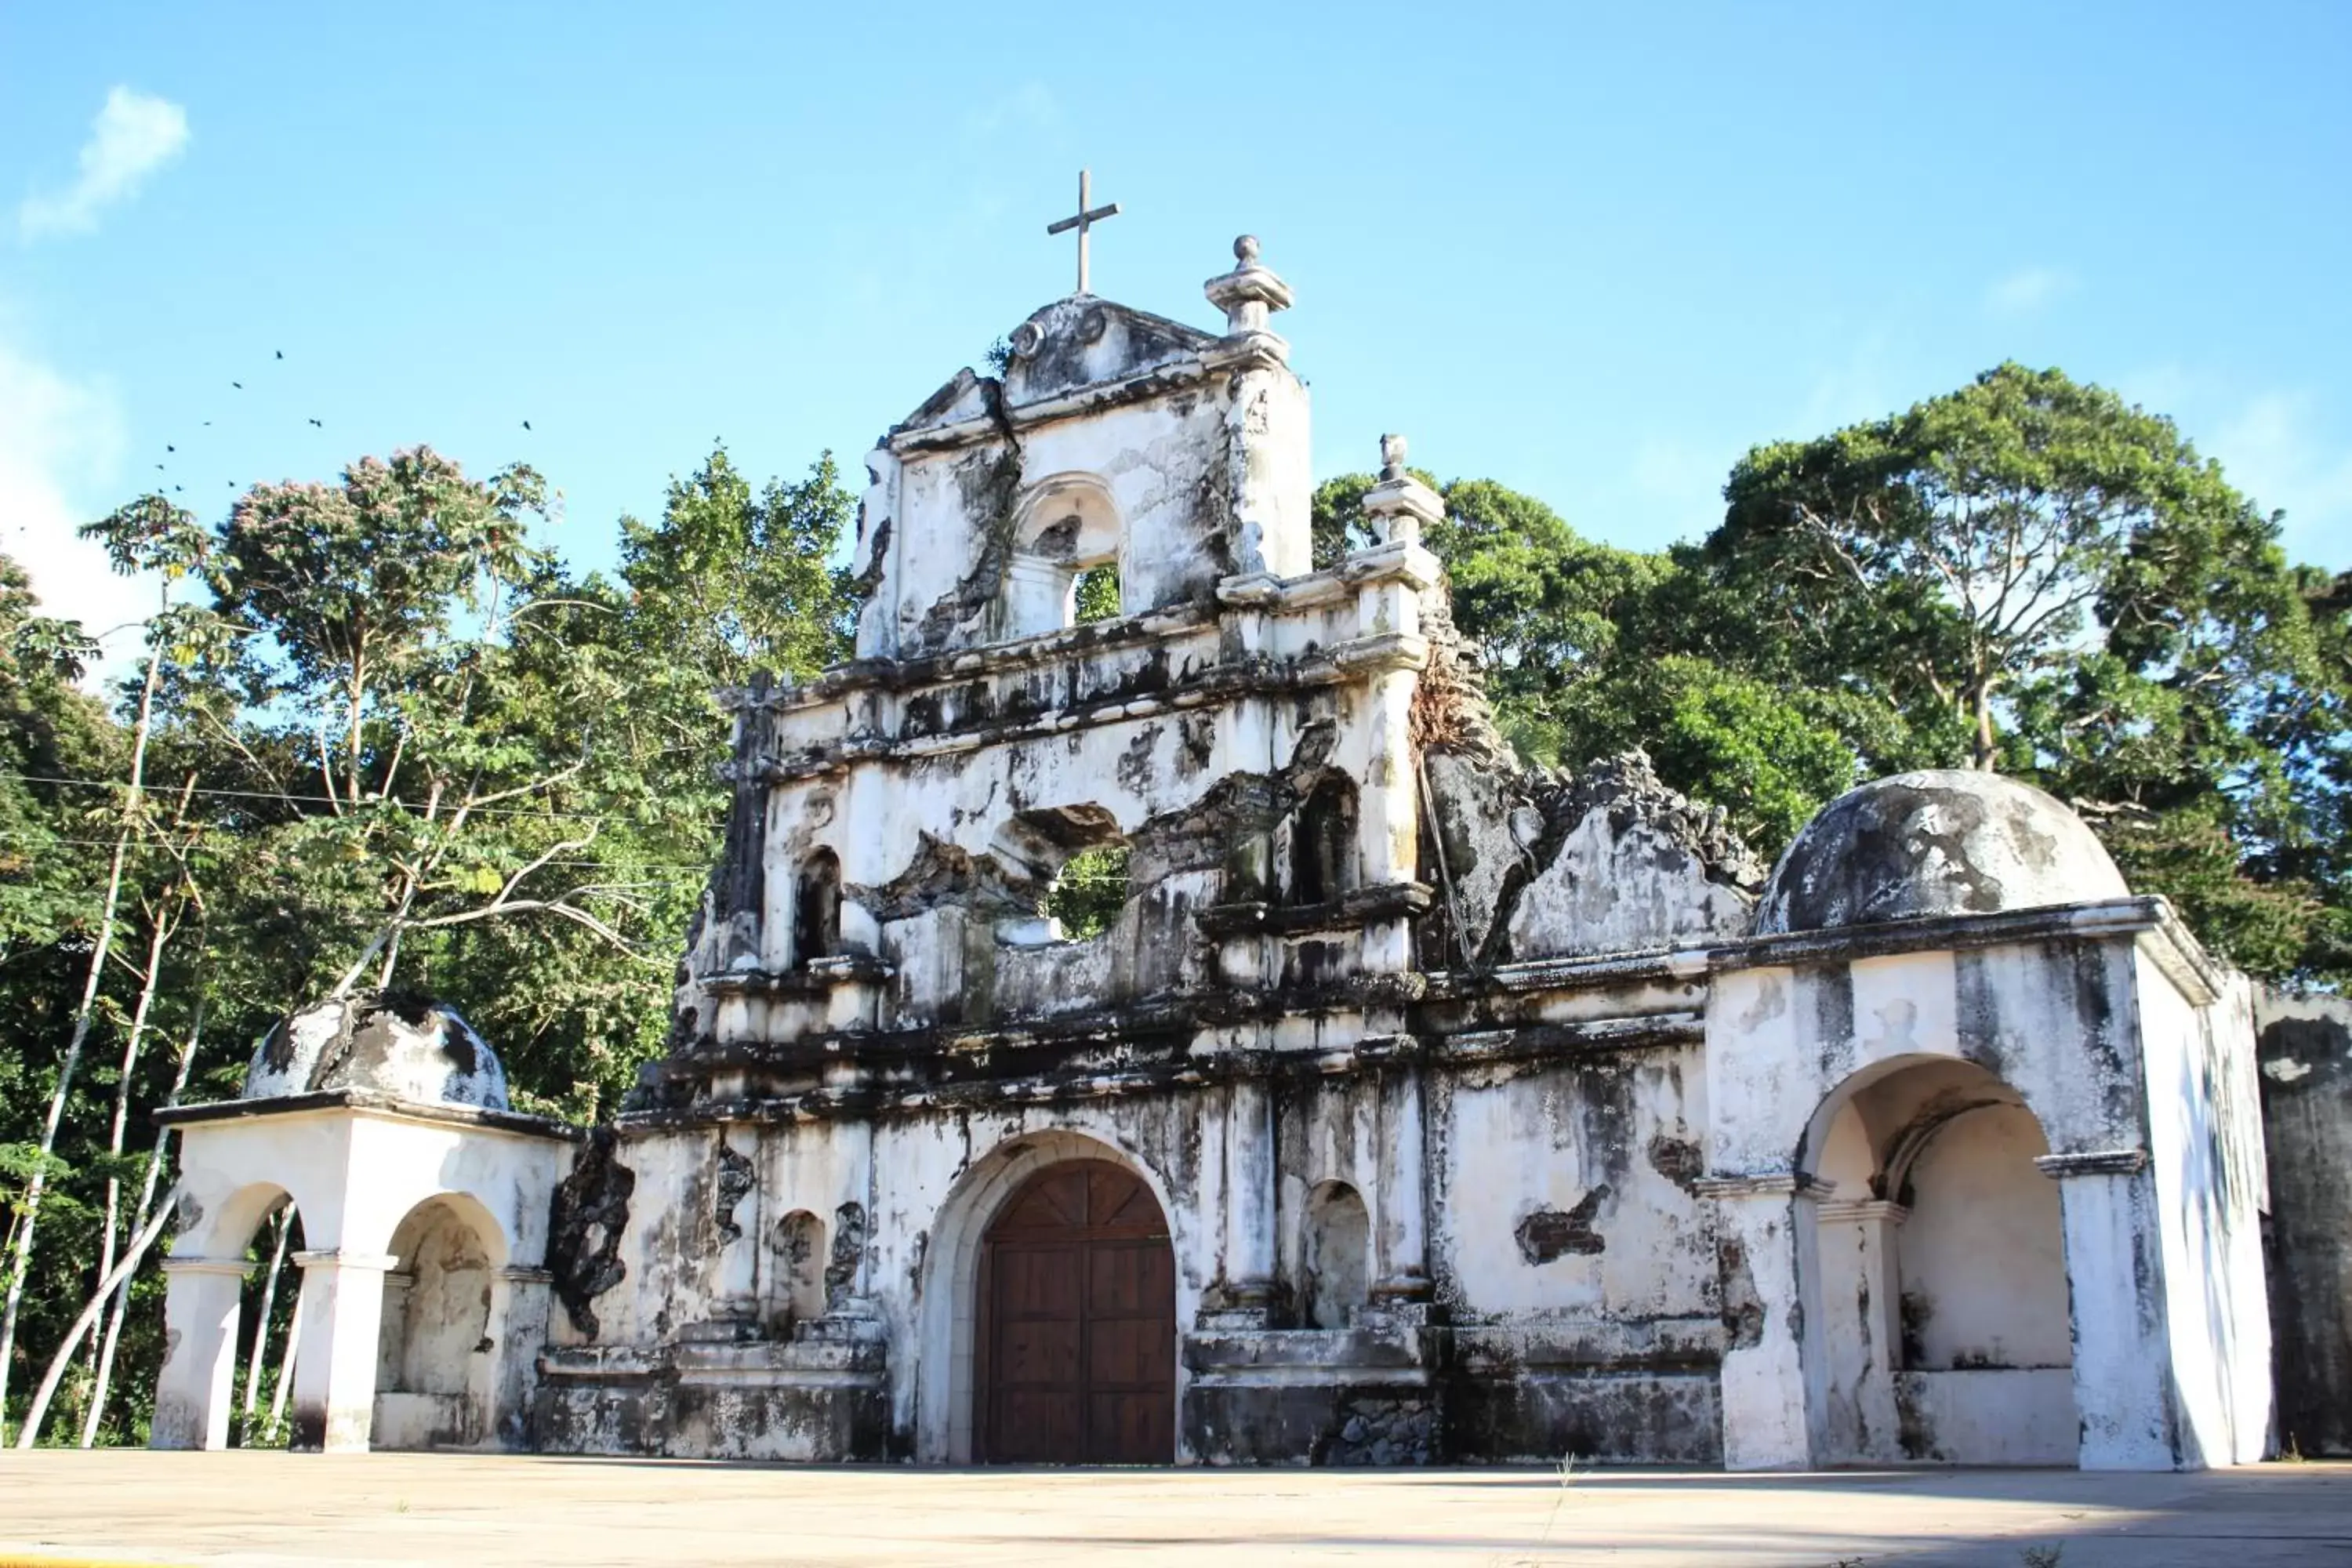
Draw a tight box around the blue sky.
[5,2,2347,666]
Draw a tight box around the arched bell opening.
[1000,474,1126,638]
[1801,1054,2074,1466]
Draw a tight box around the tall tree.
[1712,362,2289,771]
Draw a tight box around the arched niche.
[1001,474,1123,638]
[374,1191,510,1450]
[1283,775,1359,907]
[1301,1181,1370,1330]
[793,848,842,967]
[770,1209,828,1333]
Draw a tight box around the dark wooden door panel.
[978,1160,1176,1465]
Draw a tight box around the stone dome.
[244,992,510,1110]
[1755,769,2129,935]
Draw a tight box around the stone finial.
[1359,432,1443,550]
[1203,234,1294,340]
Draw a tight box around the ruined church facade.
[154,237,2273,1470]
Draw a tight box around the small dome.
[1756,770,2128,935]
[244,992,509,1110]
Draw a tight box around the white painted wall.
[1896,1104,2070,1372]
[2136,952,2273,1465]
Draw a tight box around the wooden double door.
[977,1160,1176,1465]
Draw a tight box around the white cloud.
[0,328,152,673]
[2210,391,2352,568]
[18,86,191,241]
[1984,266,2075,318]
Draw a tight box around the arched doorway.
[977,1159,1175,1464]
[1804,1055,2074,1465]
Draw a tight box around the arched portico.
[152,1089,570,1454]
[913,1127,1187,1463]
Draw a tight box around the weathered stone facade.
[153,235,2276,1470]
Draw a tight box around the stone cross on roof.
[1046,168,1120,296]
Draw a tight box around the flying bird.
[521,419,532,431]
[165,444,175,452]
[231,381,242,390]
[307,417,323,427]
[154,463,164,471]
[275,350,284,360]
[201,420,211,426]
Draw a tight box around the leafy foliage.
[0,441,851,1443]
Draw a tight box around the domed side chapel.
[150,225,2271,1471]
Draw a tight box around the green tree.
[1712,362,2289,771]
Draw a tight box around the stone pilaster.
[1696,1172,1828,1470]
[2037,1148,2180,1469]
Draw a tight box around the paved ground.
[0,1452,2346,1566]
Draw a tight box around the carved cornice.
[2034,1149,2149,1178]
[1691,1172,1835,1201]
[292,1249,401,1272]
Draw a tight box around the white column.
[2038,1149,2179,1470]
[287,1248,397,1453]
[1356,661,1420,975]
[1697,1173,1827,1470]
[149,1257,249,1450]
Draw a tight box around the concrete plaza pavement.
[0,1450,2347,1566]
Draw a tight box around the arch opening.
[223,1189,305,1449]
[373,1192,507,1450]
[913,1127,1185,1464]
[1802,1055,2075,1467]
[1001,475,1125,638]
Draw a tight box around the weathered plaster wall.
[2138,958,2271,1467]
[2256,988,2352,1456]
[1896,1105,2070,1372]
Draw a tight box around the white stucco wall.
[2136,952,2272,1466]
[1896,1104,2070,1372]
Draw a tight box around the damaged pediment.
[1001,297,1221,409]
[1420,748,1762,967]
